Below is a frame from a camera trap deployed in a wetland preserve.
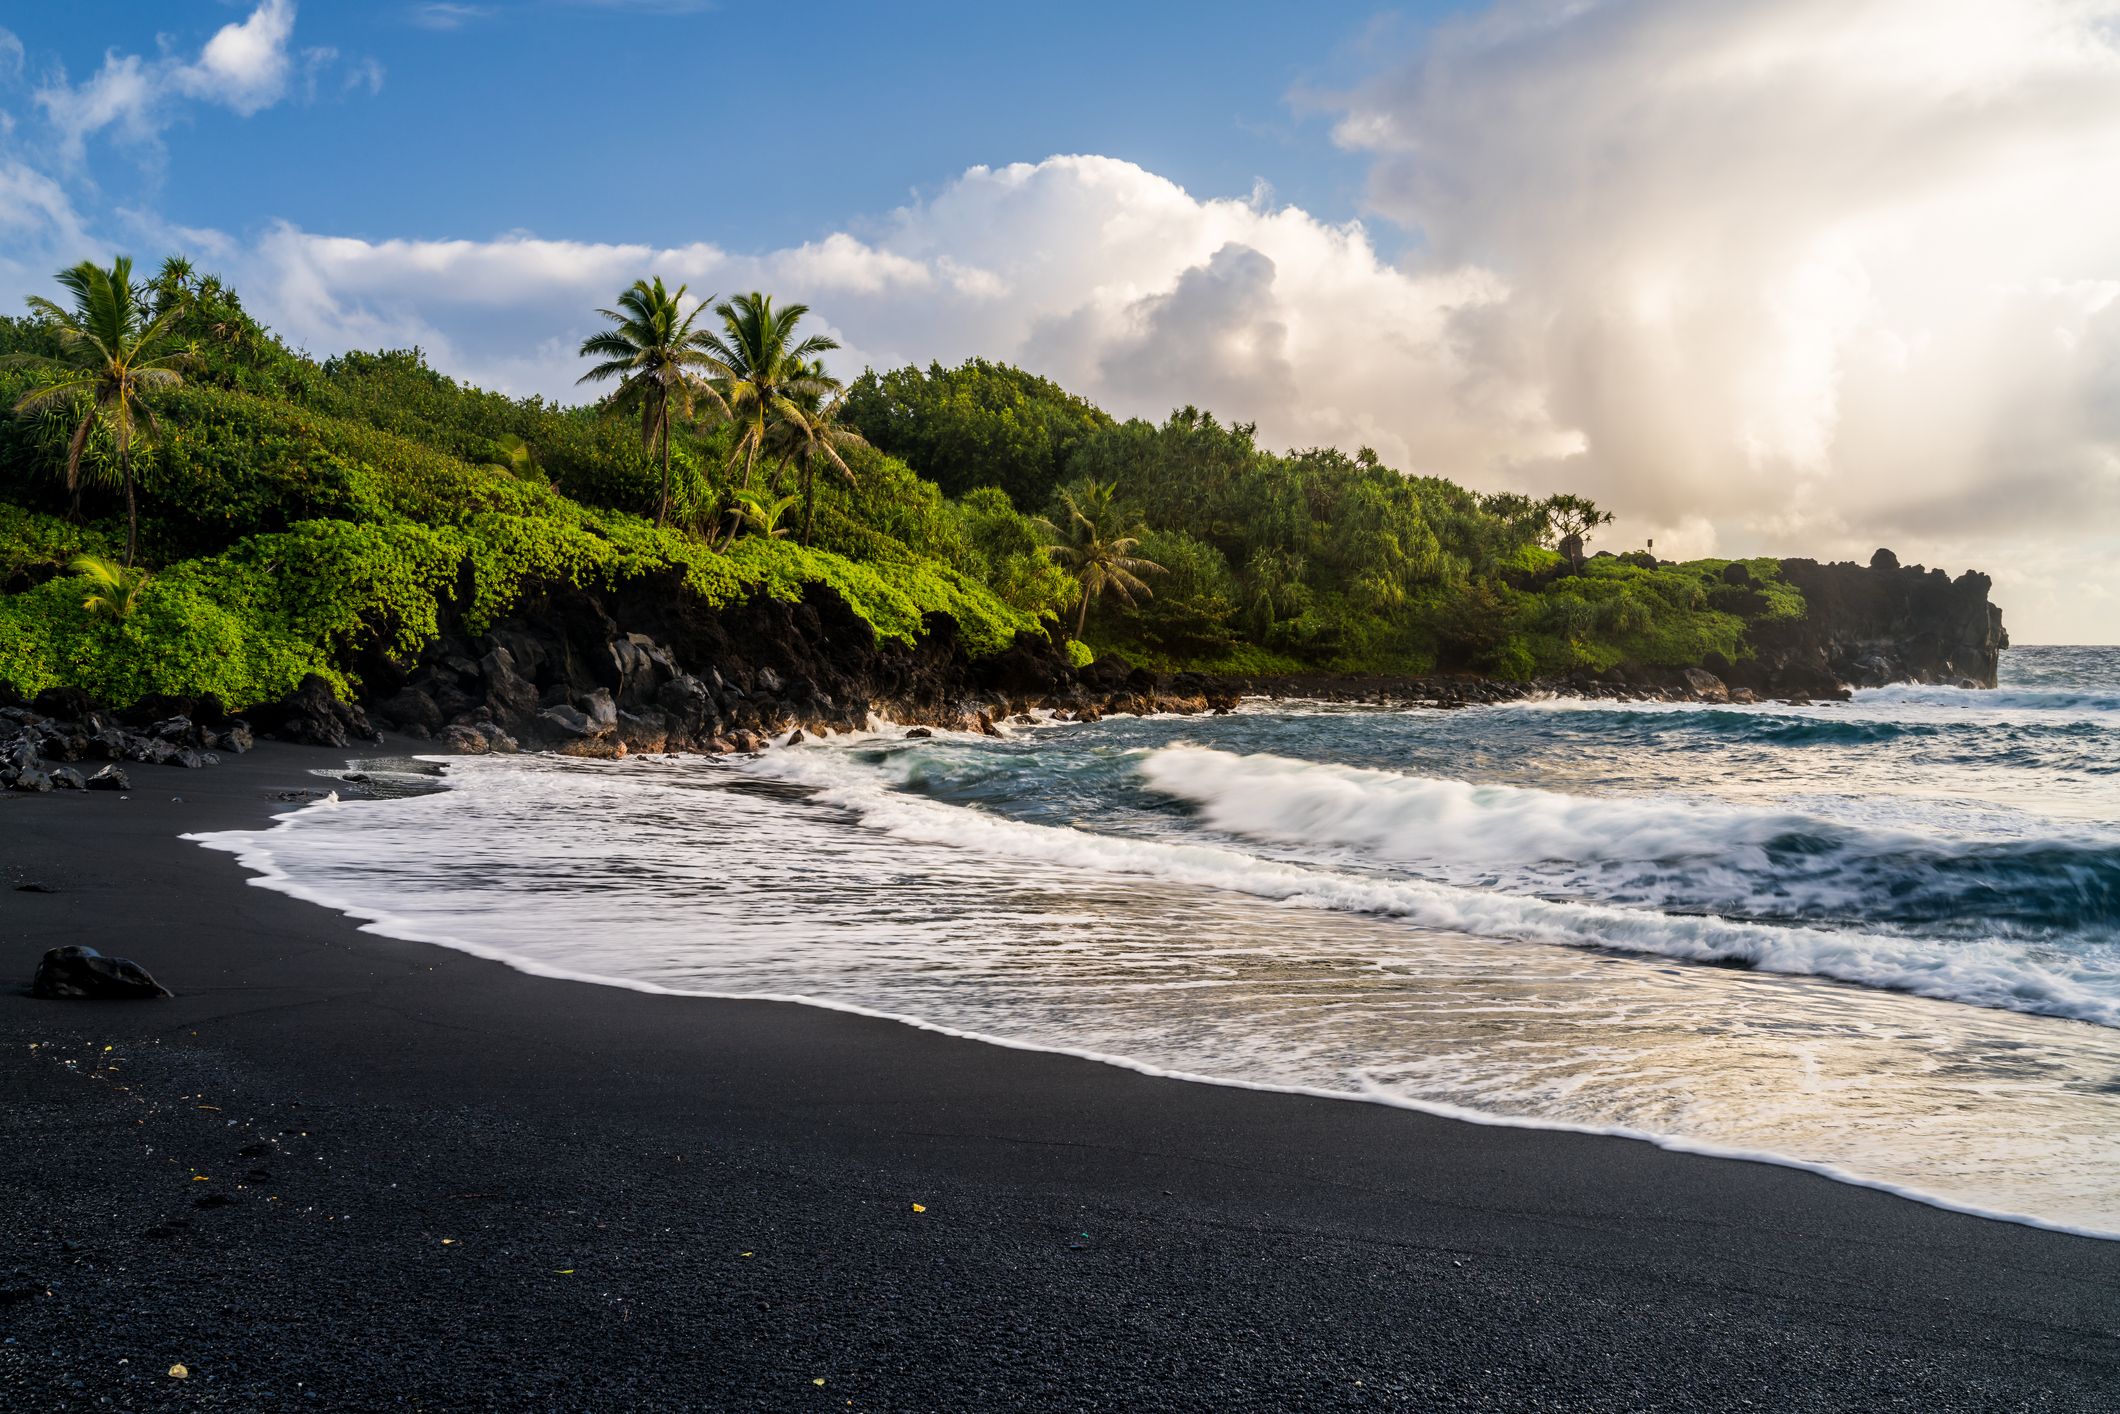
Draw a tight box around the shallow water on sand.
[197,646,2120,1233]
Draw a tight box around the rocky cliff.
[286,548,2012,753]
[313,575,1236,757]
[1726,550,2007,697]
[0,547,2013,781]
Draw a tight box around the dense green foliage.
[843,359,1112,508]
[844,369,1807,678]
[0,258,1808,712]
[0,269,1047,708]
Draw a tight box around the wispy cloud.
[0,26,25,85]
[410,4,497,30]
[343,57,387,95]
[560,0,716,14]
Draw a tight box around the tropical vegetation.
[0,254,1808,713]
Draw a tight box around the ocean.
[197,645,2120,1234]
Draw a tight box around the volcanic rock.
[32,945,172,1000]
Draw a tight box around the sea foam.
[759,745,2120,1028]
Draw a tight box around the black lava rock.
[31,946,172,1000]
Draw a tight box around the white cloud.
[223,157,1548,487]
[342,56,386,97]
[30,1,369,159]
[173,0,297,115]
[0,159,93,315]
[0,27,25,84]
[410,5,496,32]
[1328,0,2120,637]
[34,52,160,159]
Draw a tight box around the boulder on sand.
[32,945,172,999]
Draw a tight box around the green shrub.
[0,504,112,581]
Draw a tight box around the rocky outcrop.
[0,550,2012,773]
[353,577,1239,757]
[247,675,381,749]
[0,686,246,791]
[1726,553,2006,697]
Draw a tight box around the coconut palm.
[1037,479,1165,640]
[763,362,869,546]
[697,292,840,496]
[152,256,196,313]
[577,277,728,527]
[4,257,191,567]
[70,554,151,620]
[727,488,803,541]
[482,433,537,480]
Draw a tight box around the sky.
[1,1,2115,643]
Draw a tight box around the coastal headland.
[3,742,2116,1410]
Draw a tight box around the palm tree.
[577,277,728,527]
[70,554,151,620]
[1037,479,1165,641]
[698,292,840,497]
[763,361,869,546]
[152,256,196,313]
[727,488,803,541]
[4,257,191,567]
[481,433,537,480]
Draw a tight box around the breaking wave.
[1134,745,2120,938]
[761,746,2120,1029]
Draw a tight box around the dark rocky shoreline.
[2,550,2007,788]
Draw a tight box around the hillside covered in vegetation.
[0,256,1812,715]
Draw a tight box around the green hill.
[0,258,1805,714]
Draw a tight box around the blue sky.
[2,1,2116,640]
[7,2,1454,253]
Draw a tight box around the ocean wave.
[181,781,2120,1241]
[1505,698,2111,747]
[754,748,2120,1029]
[1853,684,2120,713]
[1133,745,2120,938]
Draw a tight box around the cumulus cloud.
[174,0,298,114]
[0,160,91,295]
[224,158,1553,480]
[30,1,373,159]
[1331,0,2120,621]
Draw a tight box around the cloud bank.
[1335,0,2120,611]
[5,0,2117,638]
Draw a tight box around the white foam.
[1137,742,1853,866]
[1856,684,2120,713]
[181,787,2120,1243]
[758,746,2120,1028]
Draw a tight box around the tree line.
[5,257,1786,682]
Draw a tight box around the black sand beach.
[3,743,2118,1411]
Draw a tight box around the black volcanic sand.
[2,745,2117,1411]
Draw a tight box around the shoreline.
[200,752,2120,1245]
[5,742,2120,1409]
